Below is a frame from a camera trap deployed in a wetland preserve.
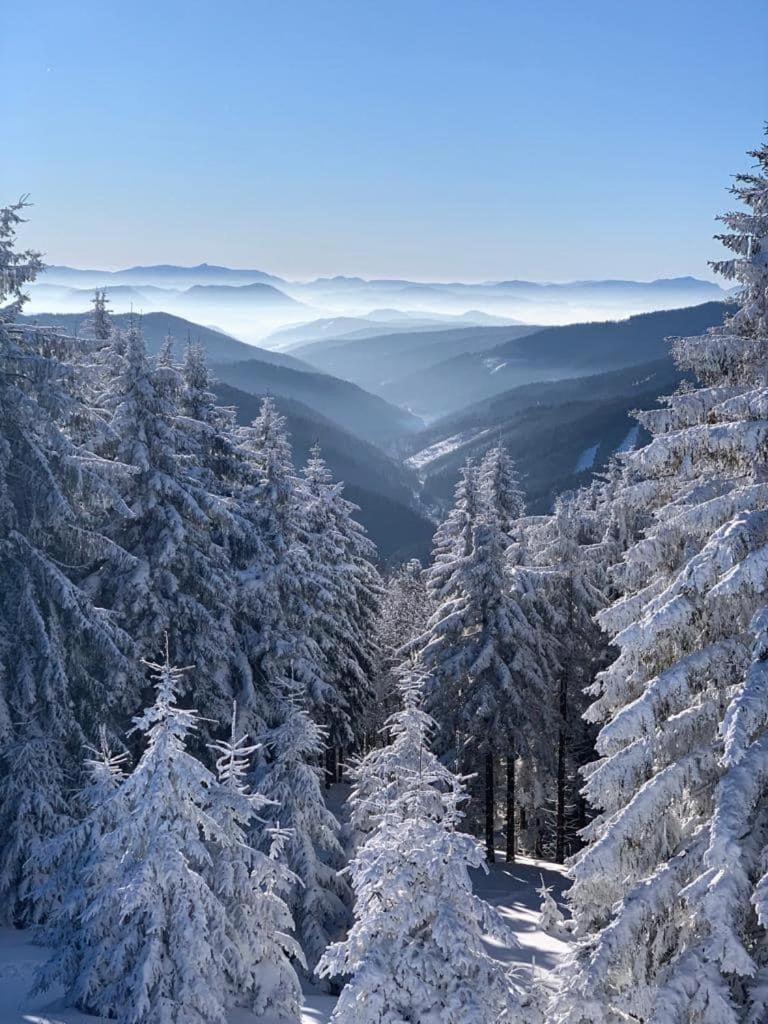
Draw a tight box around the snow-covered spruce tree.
[317,674,524,1024]
[537,875,569,939]
[78,288,112,343]
[97,323,239,729]
[521,488,612,862]
[479,442,526,539]
[180,342,245,497]
[38,650,234,1024]
[0,200,132,922]
[256,681,350,975]
[234,396,328,733]
[345,671,463,844]
[412,459,554,862]
[371,559,431,740]
[31,730,129,971]
[477,442,562,861]
[208,703,303,1020]
[553,133,768,1024]
[236,399,349,971]
[300,443,382,777]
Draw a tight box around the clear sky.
[3,0,767,281]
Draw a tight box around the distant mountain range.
[40,263,284,288]
[261,310,518,351]
[32,263,731,342]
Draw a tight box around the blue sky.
[3,0,767,281]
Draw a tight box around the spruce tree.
[300,443,382,772]
[208,703,303,1020]
[237,399,349,971]
[521,490,611,862]
[97,323,238,728]
[479,442,526,538]
[346,672,463,844]
[256,684,350,975]
[372,559,431,739]
[31,731,129,971]
[235,397,327,733]
[0,200,131,922]
[412,460,552,862]
[37,650,234,1024]
[553,131,768,1024]
[317,675,523,1024]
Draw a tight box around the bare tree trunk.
[336,748,344,784]
[556,573,575,864]
[325,746,337,790]
[485,752,496,864]
[505,750,516,863]
[556,699,567,863]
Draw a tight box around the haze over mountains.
[30,262,730,342]
[25,261,732,561]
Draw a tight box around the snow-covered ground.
[405,428,492,471]
[0,854,569,1024]
[615,424,640,454]
[575,443,599,472]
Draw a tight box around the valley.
[24,272,731,559]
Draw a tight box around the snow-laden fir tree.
[300,443,382,772]
[426,458,481,591]
[180,342,244,497]
[82,288,112,343]
[97,323,239,728]
[479,442,526,539]
[553,131,768,1024]
[345,670,463,844]
[37,649,234,1024]
[317,673,525,1024]
[31,731,129,980]
[208,703,303,1020]
[237,399,349,971]
[536,876,569,939]
[0,200,132,922]
[520,487,612,862]
[235,397,328,732]
[255,680,350,974]
[411,459,553,861]
[371,559,431,738]
[477,442,561,861]
[66,294,133,437]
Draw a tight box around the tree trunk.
[556,573,575,864]
[325,746,337,790]
[485,752,496,864]
[556,710,567,863]
[505,750,516,863]
[336,748,344,784]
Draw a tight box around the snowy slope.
[0,855,569,1024]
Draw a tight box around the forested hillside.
[213,382,434,561]
[18,309,312,367]
[377,302,729,418]
[408,358,684,511]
